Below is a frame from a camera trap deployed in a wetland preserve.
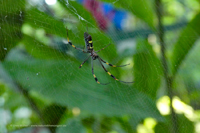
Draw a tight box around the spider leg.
[66,27,87,53]
[96,43,111,53]
[79,55,90,68]
[98,58,133,83]
[99,57,130,68]
[91,60,110,85]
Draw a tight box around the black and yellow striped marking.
[93,74,99,84]
[89,41,92,43]
[93,74,100,84]
[79,56,90,68]
[106,71,119,81]
[98,58,133,83]
[105,62,117,67]
[103,67,119,81]
[107,69,128,82]
[100,58,129,68]
[92,67,109,85]
[107,72,111,75]
[66,28,87,53]
[68,42,86,53]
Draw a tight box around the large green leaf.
[133,39,162,99]
[2,49,163,122]
[99,0,155,28]
[171,12,200,76]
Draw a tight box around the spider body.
[90,51,98,60]
[84,32,93,52]
[67,28,133,85]
[84,32,98,60]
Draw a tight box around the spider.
[66,27,133,85]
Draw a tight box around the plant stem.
[155,0,178,133]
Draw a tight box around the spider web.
[1,0,200,133]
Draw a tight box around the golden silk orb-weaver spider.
[66,27,133,85]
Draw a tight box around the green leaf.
[171,12,200,76]
[58,0,97,26]
[177,114,194,133]
[133,39,162,99]
[4,90,28,111]
[0,0,25,13]
[0,82,6,96]
[117,117,135,132]
[22,34,73,60]
[2,48,163,122]
[25,8,66,38]
[0,0,25,60]
[154,122,170,133]
[42,104,67,124]
[42,104,67,133]
[154,114,194,133]
[99,0,155,28]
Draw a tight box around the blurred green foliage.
[0,0,200,133]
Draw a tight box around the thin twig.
[155,0,178,133]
